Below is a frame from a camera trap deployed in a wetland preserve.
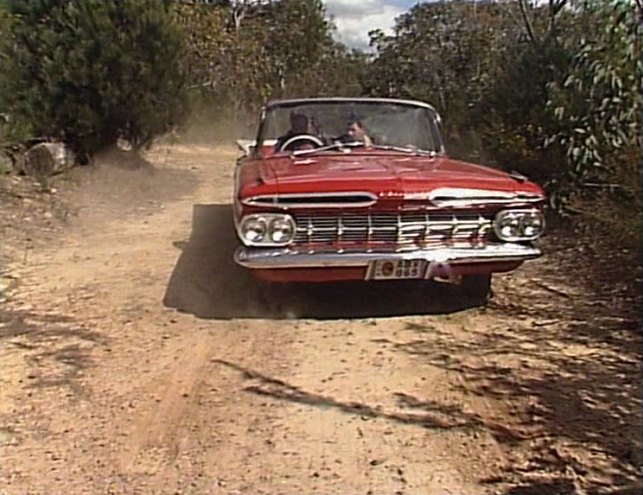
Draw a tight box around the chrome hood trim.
[424,188,544,207]
[235,243,541,270]
[241,191,378,209]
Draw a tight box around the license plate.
[369,259,426,280]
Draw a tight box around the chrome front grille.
[293,212,493,251]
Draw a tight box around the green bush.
[545,0,641,217]
[2,0,187,156]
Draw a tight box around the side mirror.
[236,139,256,157]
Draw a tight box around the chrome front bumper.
[234,243,541,270]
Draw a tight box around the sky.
[323,0,419,51]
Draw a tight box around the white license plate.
[369,259,426,280]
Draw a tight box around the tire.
[461,274,492,305]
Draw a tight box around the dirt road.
[1,144,641,495]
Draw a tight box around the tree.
[2,0,187,155]
[365,1,516,141]
[364,0,641,246]
[547,0,640,184]
[545,0,641,244]
[174,0,361,133]
[0,2,12,121]
[470,0,578,182]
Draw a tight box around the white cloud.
[325,0,556,50]
[324,0,408,51]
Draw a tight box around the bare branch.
[550,0,568,17]
[518,0,538,46]
[582,183,629,191]
[501,0,534,43]
[548,0,568,33]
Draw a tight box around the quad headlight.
[494,209,545,241]
[268,216,295,243]
[238,214,296,246]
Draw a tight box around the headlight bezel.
[238,213,296,247]
[494,209,545,242]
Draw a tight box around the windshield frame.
[254,97,445,156]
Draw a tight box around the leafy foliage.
[366,0,641,247]
[366,1,514,137]
[547,1,640,179]
[2,0,187,155]
[173,0,363,135]
[545,0,641,245]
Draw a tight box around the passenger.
[346,120,373,146]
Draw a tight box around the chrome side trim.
[241,191,378,209]
[234,243,541,270]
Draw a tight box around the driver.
[275,112,313,151]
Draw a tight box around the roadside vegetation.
[0,0,640,280]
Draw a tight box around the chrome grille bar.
[293,212,493,250]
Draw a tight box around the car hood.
[247,152,544,201]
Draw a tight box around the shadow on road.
[392,301,642,494]
[213,359,479,431]
[163,203,478,319]
[213,357,642,495]
[0,308,106,398]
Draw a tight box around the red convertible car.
[233,97,545,303]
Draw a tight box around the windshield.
[257,99,443,153]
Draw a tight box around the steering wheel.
[336,133,358,144]
[279,134,324,152]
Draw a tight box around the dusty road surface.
[1,144,641,495]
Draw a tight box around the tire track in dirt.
[120,335,215,475]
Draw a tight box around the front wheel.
[461,274,492,305]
